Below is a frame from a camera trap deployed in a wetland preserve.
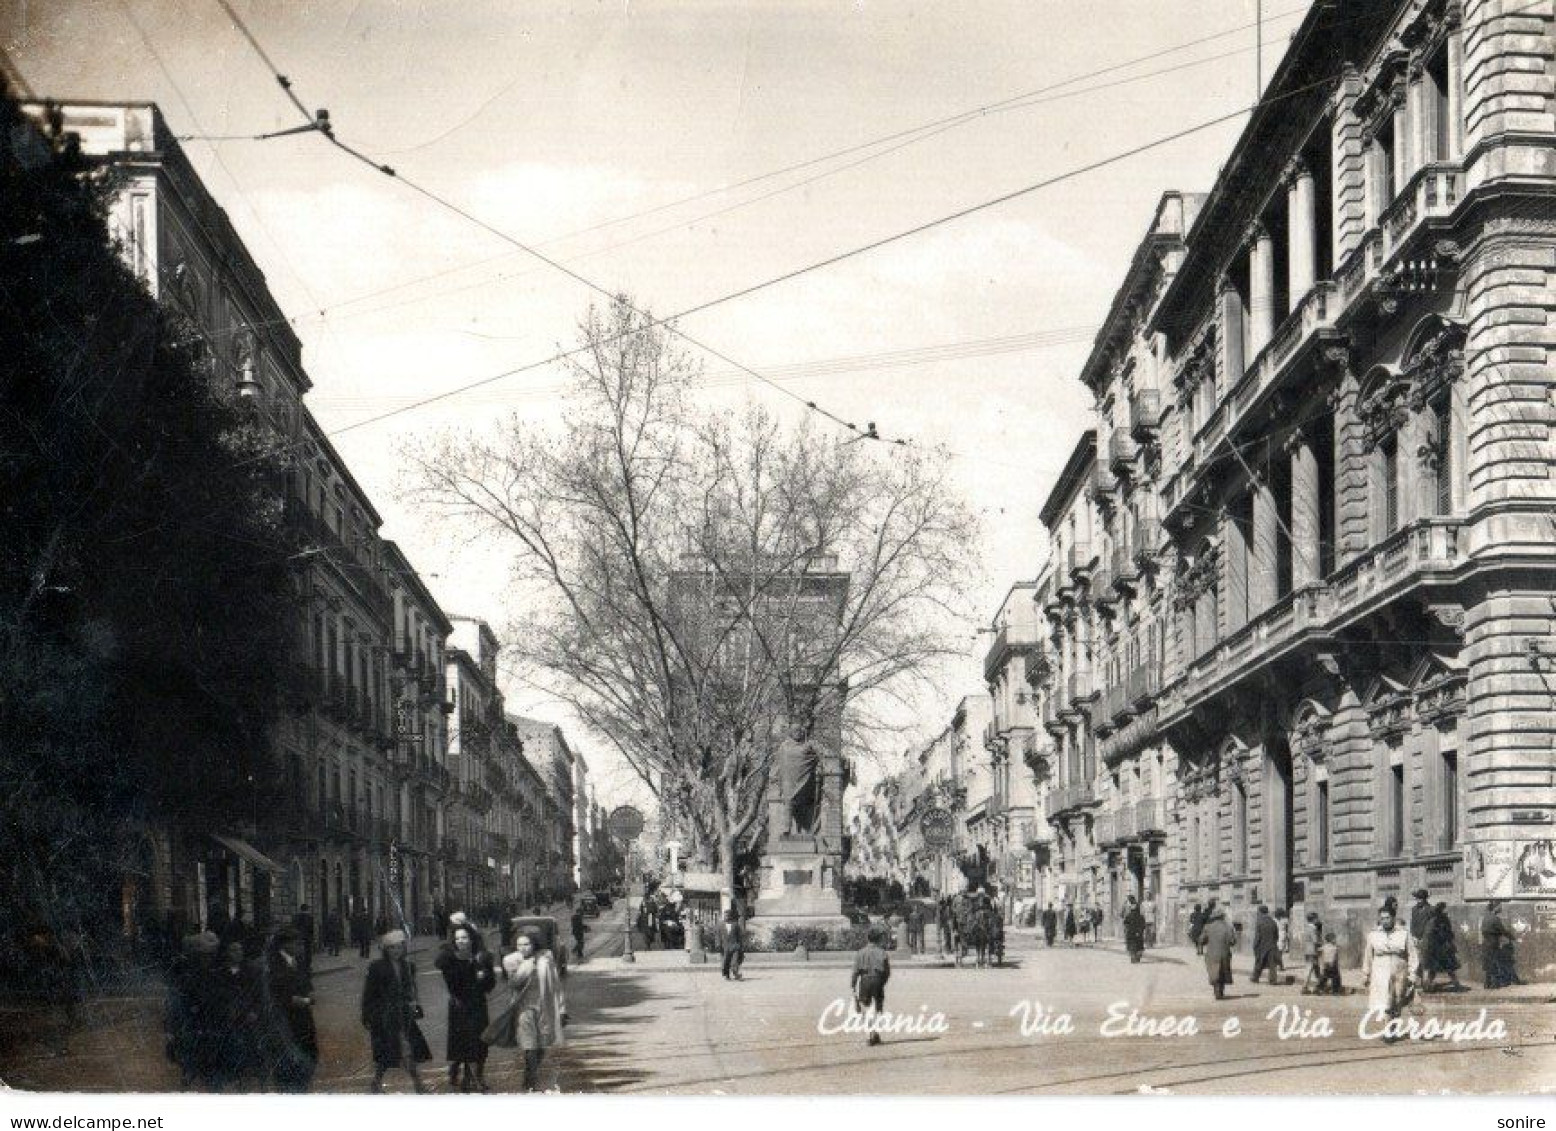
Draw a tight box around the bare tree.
[403,296,979,895]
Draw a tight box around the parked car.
[578,893,600,918]
[592,890,614,909]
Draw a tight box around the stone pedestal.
[748,738,850,943]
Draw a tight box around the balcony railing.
[1126,664,1159,706]
[1108,430,1138,472]
[983,620,1045,682]
[1129,388,1163,436]
[1096,681,1130,727]
[1066,669,1093,703]
[1067,542,1093,582]
[1089,462,1117,501]
[1111,542,1137,588]
[1051,780,1097,814]
[1133,519,1162,567]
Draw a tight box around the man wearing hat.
[1480,900,1518,990]
[1407,888,1433,983]
[267,926,318,1092]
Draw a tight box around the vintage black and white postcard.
[1,0,1553,1115]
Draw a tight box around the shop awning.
[212,834,284,874]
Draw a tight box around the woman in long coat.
[1063,904,1078,945]
[1200,907,1237,999]
[264,927,318,1093]
[1361,905,1418,1025]
[1420,902,1462,991]
[1122,897,1147,963]
[488,930,566,1092]
[361,930,429,1094]
[437,924,495,1092]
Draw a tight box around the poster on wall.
[1463,840,1556,898]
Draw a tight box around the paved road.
[3,917,1551,1095]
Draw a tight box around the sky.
[3,0,1313,804]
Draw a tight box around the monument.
[749,721,850,938]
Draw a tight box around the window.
[1315,777,1331,864]
[1427,47,1452,161]
[1382,437,1400,532]
[1440,747,1459,850]
[1389,761,1406,857]
[1433,396,1453,515]
[1232,779,1248,874]
[1371,123,1396,220]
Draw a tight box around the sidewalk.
[1080,936,1556,1005]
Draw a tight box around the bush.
[750,923,870,952]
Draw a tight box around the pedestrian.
[1251,905,1280,985]
[1142,895,1157,949]
[571,907,589,961]
[1041,903,1058,947]
[353,906,373,959]
[851,926,892,1047]
[1315,931,1343,995]
[1063,903,1077,946]
[361,929,430,1094]
[937,898,953,955]
[1420,902,1463,992]
[1480,900,1519,989]
[163,930,219,1088]
[210,940,264,1090]
[1274,908,1290,978]
[1361,904,1418,1031]
[720,908,746,981]
[1188,901,1206,956]
[264,926,318,1093]
[487,928,567,1093]
[1407,888,1432,982]
[436,923,495,1093]
[323,910,343,958]
[1091,905,1105,943]
[1123,896,1146,963]
[1201,905,1237,1000]
[448,910,488,960]
[1299,911,1323,994]
[905,902,924,954]
[291,903,315,970]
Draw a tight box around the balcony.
[1133,797,1167,838]
[1050,780,1098,815]
[1110,542,1137,590]
[1067,542,1094,584]
[983,620,1046,682]
[1023,736,1054,779]
[1065,669,1094,706]
[1377,162,1461,269]
[1089,463,1117,504]
[1133,519,1161,568]
[1126,664,1159,706]
[1176,518,1462,717]
[1129,388,1163,437]
[1108,430,1138,474]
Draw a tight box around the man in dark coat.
[1188,901,1206,955]
[1063,903,1077,945]
[1480,900,1518,989]
[1251,905,1281,984]
[720,908,746,981]
[265,927,318,1093]
[352,907,372,959]
[1201,906,1238,1000]
[291,904,316,969]
[1041,903,1058,947]
[1407,888,1433,981]
[1123,897,1147,963]
[210,940,264,1090]
[361,930,428,1093]
[571,908,589,961]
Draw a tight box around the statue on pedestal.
[773,722,823,837]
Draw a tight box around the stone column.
[1286,158,1317,302]
[1219,277,1246,390]
[1286,429,1322,587]
[1247,224,1276,358]
[1251,472,1280,614]
[1222,504,1249,635]
[1391,88,1410,195]
[1327,355,1370,565]
[1331,68,1367,257]
[1409,59,1431,170]
[1446,27,1464,159]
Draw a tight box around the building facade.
[30,100,458,940]
[998,0,1556,972]
[981,583,1046,918]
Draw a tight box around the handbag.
[482,999,520,1048]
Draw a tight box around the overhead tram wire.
[211,4,912,447]
[181,2,1312,338]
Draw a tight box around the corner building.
[1134,0,1556,970]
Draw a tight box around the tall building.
[26,100,455,938]
[1000,0,1556,971]
[981,582,1046,918]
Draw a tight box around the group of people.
[161,926,319,1091]
[159,908,570,1094]
[635,892,686,950]
[935,888,1006,967]
[1186,888,1521,1008]
[365,912,568,1095]
[1038,901,1107,948]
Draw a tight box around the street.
[3,912,1551,1096]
